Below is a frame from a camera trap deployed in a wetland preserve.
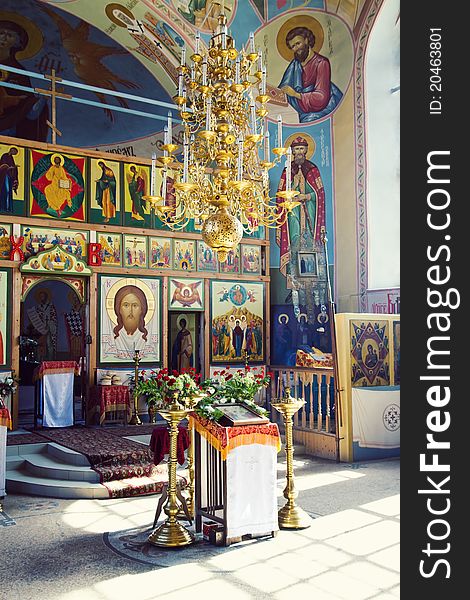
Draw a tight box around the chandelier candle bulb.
[249,32,255,54]
[277,115,283,148]
[178,72,184,97]
[250,100,257,134]
[195,30,200,55]
[183,135,189,183]
[191,65,196,82]
[261,67,267,95]
[162,169,167,202]
[286,147,292,192]
[258,49,263,72]
[180,47,186,67]
[205,96,212,130]
[237,136,244,181]
[264,130,270,162]
[150,153,156,197]
[235,56,241,84]
[167,112,173,143]
[202,58,208,86]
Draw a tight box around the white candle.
[261,67,266,95]
[258,49,263,72]
[195,30,200,55]
[205,96,211,130]
[178,72,184,96]
[183,134,189,183]
[237,135,244,181]
[202,58,207,86]
[162,169,167,202]
[221,26,227,49]
[190,133,195,163]
[249,32,255,53]
[277,114,283,147]
[235,56,240,84]
[180,46,186,67]
[150,153,156,196]
[250,100,257,134]
[167,111,172,144]
[286,147,292,192]
[264,130,270,162]
[191,64,196,82]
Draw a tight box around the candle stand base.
[278,503,313,530]
[148,519,195,547]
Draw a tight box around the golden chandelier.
[151,13,299,262]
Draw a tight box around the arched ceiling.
[1,0,367,152]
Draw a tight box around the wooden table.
[87,385,131,425]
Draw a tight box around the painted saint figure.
[0,19,48,140]
[276,136,326,277]
[26,288,58,361]
[0,147,19,212]
[44,155,73,216]
[95,161,117,222]
[171,318,193,372]
[128,165,146,221]
[279,26,343,123]
[113,285,148,354]
[364,344,378,369]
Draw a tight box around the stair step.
[21,451,100,483]
[6,442,48,457]
[6,465,108,499]
[46,442,91,466]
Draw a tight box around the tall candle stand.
[271,386,313,529]
[148,396,199,547]
[128,349,142,426]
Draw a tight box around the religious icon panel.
[97,232,121,267]
[218,246,240,274]
[350,320,390,387]
[169,278,204,311]
[169,312,198,374]
[123,163,151,228]
[123,234,148,268]
[21,226,88,260]
[89,158,121,226]
[241,244,262,275]
[0,224,11,259]
[30,150,86,221]
[173,239,195,271]
[149,236,172,269]
[0,143,26,216]
[210,281,265,363]
[197,240,218,272]
[0,268,11,367]
[98,275,161,364]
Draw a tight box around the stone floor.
[0,455,400,600]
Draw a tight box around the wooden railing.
[268,366,338,460]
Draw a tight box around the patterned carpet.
[12,425,187,499]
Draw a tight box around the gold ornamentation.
[154,11,296,261]
[271,387,313,530]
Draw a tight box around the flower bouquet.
[136,367,204,411]
[196,367,272,422]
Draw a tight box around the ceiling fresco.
[1,0,364,155]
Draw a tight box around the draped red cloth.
[34,360,80,380]
[88,385,131,425]
[0,406,12,429]
[149,425,189,466]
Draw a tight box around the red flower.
[225,374,233,380]
[168,378,176,386]
[172,370,179,376]
[267,372,274,378]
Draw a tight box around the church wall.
[0,134,269,429]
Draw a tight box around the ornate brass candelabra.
[147,12,299,262]
[128,349,142,426]
[148,394,202,547]
[272,387,313,529]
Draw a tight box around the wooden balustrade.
[268,366,338,460]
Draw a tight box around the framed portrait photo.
[298,251,318,277]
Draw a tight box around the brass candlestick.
[148,400,196,547]
[186,421,195,518]
[128,349,142,425]
[271,387,313,529]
